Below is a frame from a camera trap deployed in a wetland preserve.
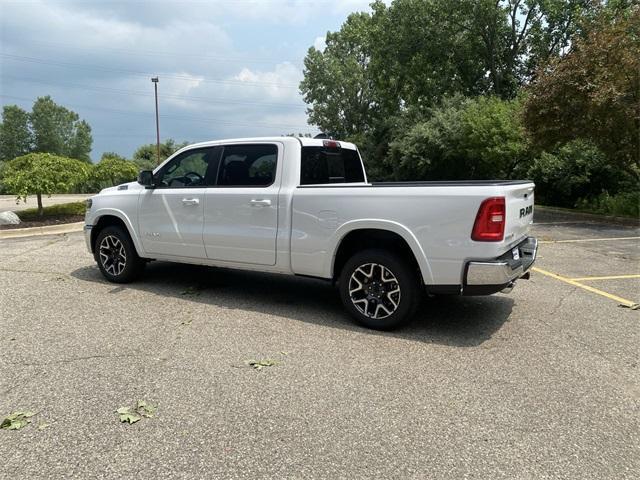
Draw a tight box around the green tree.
[132,138,189,169]
[524,6,640,180]
[386,96,529,180]
[300,8,385,140]
[30,96,93,162]
[91,155,139,190]
[0,105,33,161]
[100,151,128,162]
[452,0,594,98]
[67,120,93,162]
[0,97,93,162]
[525,140,618,208]
[300,0,596,141]
[1,153,90,215]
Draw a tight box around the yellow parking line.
[540,236,640,244]
[532,267,638,308]
[570,274,640,281]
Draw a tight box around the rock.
[0,211,21,225]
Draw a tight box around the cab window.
[217,144,278,187]
[155,148,220,188]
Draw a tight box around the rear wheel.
[338,249,420,330]
[95,225,144,283]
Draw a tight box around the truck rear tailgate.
[504,182,535,245]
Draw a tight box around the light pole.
[151,77,160,165]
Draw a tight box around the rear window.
[300,147,365,185]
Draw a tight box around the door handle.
[249,199,271,207]
[182,198,199,206]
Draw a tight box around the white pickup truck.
[84,136,537,329]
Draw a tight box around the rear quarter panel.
[291,184,533,285]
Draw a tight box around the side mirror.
[137,170,155,188]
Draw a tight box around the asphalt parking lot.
[1,210,638,479]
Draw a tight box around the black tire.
[94,225,144,283]
[338,249,421,330]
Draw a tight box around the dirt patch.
[0,214,84,230]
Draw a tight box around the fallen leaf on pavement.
[116,401,157,424]
[136,400,157,418]
[246,359,278,370]
[116,406,141,424]
[1,411,36,430]
[618,303,640,310]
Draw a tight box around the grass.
[17,201,86,220]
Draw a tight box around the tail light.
[471,197,505,242]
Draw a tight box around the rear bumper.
[463,237,537,295]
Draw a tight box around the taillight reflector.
[471,197,506,242]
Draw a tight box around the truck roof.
[186,136,358,150]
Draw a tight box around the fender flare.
[326,219,434,284]
[90,208,146,257]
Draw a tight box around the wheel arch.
[89,210,143,258]
[329,221,433,285]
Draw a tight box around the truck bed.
[291,180,535,285]
[299,180,533,188]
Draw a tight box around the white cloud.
[0,0,380,158]
[45,0,384,26]
[232,63,302,100]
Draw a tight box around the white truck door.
[203,143,280,266]
[138,147,219,258]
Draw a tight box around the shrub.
[526,140,620,208]
[387,96,529,180]
[0,152,90,215]
[576,191,640,218]
[91,156,139,191]
[18,201,86,220]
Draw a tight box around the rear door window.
[217,144,278,187]
[300,147,365,185]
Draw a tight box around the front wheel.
[95,225,144,283]
[338,249,420,330]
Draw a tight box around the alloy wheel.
[348,263,401,319]
[99,235,127,276]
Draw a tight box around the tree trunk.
[37,193,43,216]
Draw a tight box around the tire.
[338,249,421,330]
[94,225,145,283]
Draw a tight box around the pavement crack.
[7,353,142,367]
[549,288,575,318]
[0,267,70,276]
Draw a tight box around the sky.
[0,0,379,161]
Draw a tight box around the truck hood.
[98,181,143,195]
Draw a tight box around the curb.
[0,221,84,239]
